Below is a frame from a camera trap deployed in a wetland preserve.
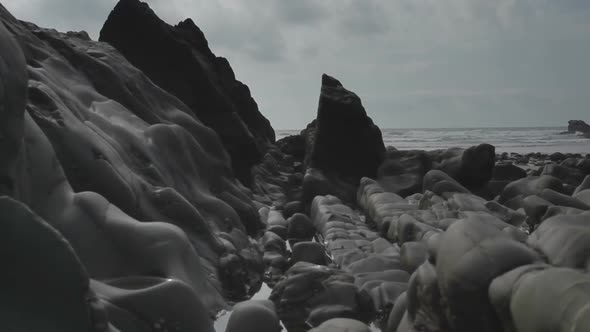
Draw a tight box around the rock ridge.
[100,0,275,185]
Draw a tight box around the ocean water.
[276,127,590,155]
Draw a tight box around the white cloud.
[2,0,590,129]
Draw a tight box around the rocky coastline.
[1,1,589,332]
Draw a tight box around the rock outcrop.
[566,120,590,137]
[376,144,496,197]
[0,3,265,329]
[308,74,385,181]
[100,0,275,185]
[300,75,385,203]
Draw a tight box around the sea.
[276,127,590,155]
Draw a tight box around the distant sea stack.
[308,74,385,181]
[566,120,590,138]
[100,0,275,185]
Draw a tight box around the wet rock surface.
[0,2,264,330]
[354,173,590,332]
[270,262,374,332]
[2,1,590,331]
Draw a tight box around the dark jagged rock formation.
[298,75,385,204]
[0,3,265,329]
[566,120,590,137]
[309,74,385,181]
[99,0,275,185]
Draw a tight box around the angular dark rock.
[566,120,590,137]
[277,135,306,161]
[492,163,527,181]
[308,74,385,182]
[430,144,496,190]
[100,0,275,185]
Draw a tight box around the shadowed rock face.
[0,2,264,324]
[567,120,590,136]
[0,13,27,197]
[0,197,94,332]
[99,0,275,185]
[309,74,385,182]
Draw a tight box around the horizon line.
[273,125,569,131]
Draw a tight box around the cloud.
[2,0,590,129]
[2,0,116,37]
[201,14,286,62]
[274,0,328,25]
[147,0,288,62]
[337,0,391,36]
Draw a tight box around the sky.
[3,0,590,130]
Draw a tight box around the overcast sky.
[3,0,590,129]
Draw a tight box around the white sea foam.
[276,127,590,154]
